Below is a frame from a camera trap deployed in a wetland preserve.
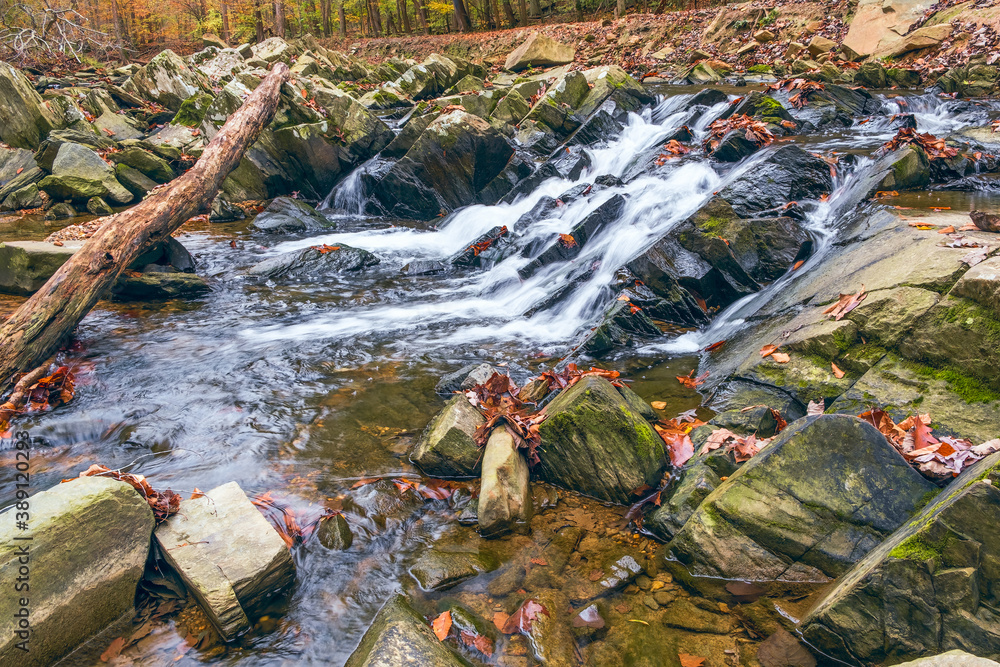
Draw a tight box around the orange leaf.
[650,401,667,410]
[831,362,845,379]
[937,225,955,234]
[190,488,205,499]
[100,637,126,662]
[492,611,510,631]
[771,352,790,363]
[679,653,706,667]
[760,344,778,358]
[792,260,804,271]
[703,340,725,352]
[432,611,452,641]
[558,233,577,248]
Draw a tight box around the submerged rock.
[410,395,484,477]
[155,481,295,641]
[802,453,1000,663]
[344,594,470,666]
[536,376,667,504]
[111,272,210,301]
[478,428,532,537]
[0,476,154,667]
[666,414,936,582]
[246,243,378,281]
[316,513,353,550]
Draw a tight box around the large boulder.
[38,142,133,204]
[250,196,334,233]
[344,594,470,666]
[155,482,295,640]
[719,145,833,216]
[666,415,936,582]
[478,428,532,537]
[536,376,667,504]
[410,395,485,477]
[504,32,576,71]
[123,49,211,111]
[366,110,513,220]
[246,243,378,280]
[842,0,938,58]
[0,476,154,667]
[802,453,1000,662]
[0,61,58,149]
[577,65,654,118]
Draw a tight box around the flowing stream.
[1,85,996,665]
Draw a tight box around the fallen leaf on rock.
[973,439,1000,456]
[961,247,990,266]
[807,400,824,415]
[501,599,549,635]
[771,352,790,363]
[792,259,805,270]
[190,488,205,499]
[559,233,578,248]
[703,340,726,352]
[530,557,548,566]
[492,611,509,631]
[432,611,452,641]
[664,432,694,467]
[100,637,125,662]
[824,286,867,320]
[757,628,817,667]
[831,363,845,379]
[937,226,956,234]
[679,653,706,667]
[760,344,778,358]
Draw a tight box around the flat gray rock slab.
[0,476,154,667]
[154,481,294,640]
[0,240,83,295]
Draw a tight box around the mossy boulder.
[504,32,576,71]
[0,476,154,667]
[122,49,212,111]
[577,65,654,118]
[684,62,722,84]
[409,395,485,477]
[115,163,158,197]
[38,142,133,204]
[536,375,667,504]
[1,184,43,211]
[666,414,936,582]
[111,272,210,301]
[344,594,471,666]
[878,146,930,191]
[802,452,1000,663]
[109,147,175,183]
[172,92,215,127]
[0,60,58,149]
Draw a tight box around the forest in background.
[0,0,715,62]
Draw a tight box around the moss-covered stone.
[536,375,667,504]
[344,594,471,666]
[171,92,214,127]
[802,452,1000,663]
[666,414,935,582]
[410,395,484,477]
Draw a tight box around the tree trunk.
[338,1,346,36]
[0,64,291,397]
[274,0,286,37]
[615,0,625,18]
[254,0,265,41]
[517,0,526,26]
[452,0,470,31]
[501,0,515,27]
[398,0,410,33]
[413,0,429,34]
[321,0,330,36]
[109,0,126,53]
[221,0,231,42]
[528,0,539,17]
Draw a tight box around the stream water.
[2,85,999,665]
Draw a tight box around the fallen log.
[0,63,290,395]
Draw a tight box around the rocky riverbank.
[3,9,1000,666]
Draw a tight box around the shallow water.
[2,85,1000,665]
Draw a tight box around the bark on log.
[0,63,290,395]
